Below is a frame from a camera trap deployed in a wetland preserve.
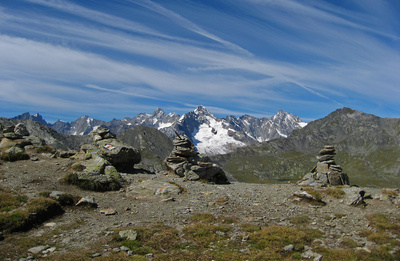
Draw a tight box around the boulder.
[96,139,141,172]
[14,123,30,137]
[0,145,30,161]
[72,155,122,191]
[68,128,141,191]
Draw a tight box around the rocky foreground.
[0,150,399,260]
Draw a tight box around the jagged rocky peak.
[194,105,211,115]
[12,112,48,126]
[151,108,166,118]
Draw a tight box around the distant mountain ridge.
[212,107,400,187]
[12,106,306,155]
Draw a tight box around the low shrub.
[326,187,345,199]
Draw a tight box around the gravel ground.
[0,151,399,259]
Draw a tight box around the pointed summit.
[194,105,211,116]
[151,108,166,118]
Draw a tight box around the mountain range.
[13,106,306,155]
[212,107,400,187]
[5,107,400,187]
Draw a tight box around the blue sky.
[1,0,399,123]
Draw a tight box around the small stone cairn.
[298,145,349,187]
[164,134,229,184]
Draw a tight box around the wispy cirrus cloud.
[0,0,399,122]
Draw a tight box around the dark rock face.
[298,145,349,186]
[164,135,229,184]
[118,125,174,173]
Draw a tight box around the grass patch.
[382,189,399,197]
[302,187,326,206]
[367,213,397,231]
[249,225,322,251]
[0,197,64,233]
[290,215,311,225]
[191,212,215,223]
[326,187,346,199]
[183,223,230,248]
[0,191,28,212]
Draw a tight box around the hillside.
[212,108,400,187]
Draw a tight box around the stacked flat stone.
[298,145,349,186]
[164,135,229,184]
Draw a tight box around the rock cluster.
[0,123,32,161]
[69,128,141,191]
[164,134,229,184]
[298,145,349,186]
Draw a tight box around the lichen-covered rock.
[68,155,123,191]
[0,145,30,161]
[67,128,140,191]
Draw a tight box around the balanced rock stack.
[298,145,349,187]
[164,134,229,184]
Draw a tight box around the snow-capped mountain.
[174,106,306,155]
[13,106,306,155]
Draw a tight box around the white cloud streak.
[0,0,399,120]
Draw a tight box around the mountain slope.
[0,117,90,151]
[212,108,400,187]
[117,125,173,173]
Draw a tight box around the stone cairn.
[164,133,229,184]
[298,145,349,186]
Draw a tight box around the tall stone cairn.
[298,145,349,186]
[164,134,229,184]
